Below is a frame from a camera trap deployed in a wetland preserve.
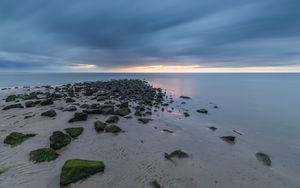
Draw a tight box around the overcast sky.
[0,0,299,72]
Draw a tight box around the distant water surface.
[1,72,300,180]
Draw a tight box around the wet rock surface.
[4,132,36,147]
[64,127,84,138]
[2,103,24,110]
[68,112,88,123]
[41,109,56,117]
[29,148,59,163]
[50,131,71,150]
[256,152,272,166]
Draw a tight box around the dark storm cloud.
[0,0,299,70]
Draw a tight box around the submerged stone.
[94,121,107,132]
[50,131,71,150]
[2,103,24,110]
[165,150,189,160]
[183,112,190,117]
[105,115,119,124]
[64,127,84,138]
[220,136,235,144]
[41,109,56,117]
[68,112,88,123]
[105,125,122,133]
[4,132,36,147]
[256,152,272,166]
[208,126,217,131]
[60,159,105,185]
[29,148,59,163]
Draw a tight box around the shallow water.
[0,73,299,187]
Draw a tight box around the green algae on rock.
[64,127,84,138]
[4,132,36,147]
[29,148,59,163]
[94,121,107,132]
[105,115,119,124]
[60,159,105,185]
[256,152,272,166]
[105,125,122,133]
[165,150,189,160]
[50,131,71,150]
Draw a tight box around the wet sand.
[0,83,298,188]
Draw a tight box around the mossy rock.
[30,148,59,163]
[105,125,122,133]
[50,131,71,150]
[4,132,36,147]
[165,150,188,160]
[94,121,107,132]
[64,127,84,138]
[256,152,272,166]
[105,115,119,124]
[116,107,130,116]
[60,159,105,185]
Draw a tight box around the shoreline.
[0,79,298,188]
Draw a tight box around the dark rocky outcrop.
[5,95,16,102]
[40,98,53,106]
[94,121,107,132]
[25,101,36,108]
[105,125,122,133]
[105,115,119,124]
[2,103,24,110]
[4,132,36,147]
[68,112,88,123]
[63,105,77,112]
[50,131,71,150]
[60,159,105,185]
[29,148,59,163]
[41,109,56,117]
[64,127,84,138]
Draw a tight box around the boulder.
[29,148,59,163]
[94,121,107,132]
[41,109,56,117]
[2,103,24,110]
[197,108,208,114]
[164,150,188,160]
[256,152,272,166]
[105,115,119,124]
[220,136,235,144]
[50,131,71,150]
[100,105,114,115]
[68,112,88,123]
[83,109,102,114]
[64,127,84,138]
[5,95,16,102]
[105,125,122,133]
[60,159,105,185]
[115,107,130,116]
[183,112,190,117]
[63,105,77,112]
[25,101,36,108]
[40,98,53,106]
[66,98,76,103]
[4,132,36,147]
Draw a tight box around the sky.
[0,0,299,72]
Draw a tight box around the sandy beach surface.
[0,80,298,188]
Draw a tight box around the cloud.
[0,0,299,71]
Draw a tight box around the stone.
[183,112,190,117]
[150,180,161,188]
[180,96,191,99]
[68,112,88,123]
[138,118,153,124]
[5,95,16,102]
[60,159,105,185]
[40,98,53,106]
[208,126,217,131]
[101,105,114,115]
[83,109,102,114]
[256,152,272,166]
[50,131,71,150]
[115,107,130,116]
[105,115,119,124]
[41,109,56,117]
[163,129,174,133]
[2,103,24,110]
[4,132,36,147]
[94,121,107,132]
[64,127,84,138]
[197,108,208,114]
[63,105,77,112]
[164,150,189,160]
[29,148,59,163]
[105,125,122,133]
[220,136,235,144]
[66,98,76,103]
[25,101,36,108]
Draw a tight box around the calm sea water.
[1,73,300,178]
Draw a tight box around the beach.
[0,75,299,188]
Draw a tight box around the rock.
[60,159,105,185]
[94,121,107,132]
[40,98,53,106]
[25,101,36,108]
[29,148,59,163]
[115,107,130,116]
[50,131,71,150]
[214,105,218,109]
[41,109,56,117]
[220,136,235,144]
[5,95,16,102]
[68,112,88,123]
[256,152,272,166]
[120,101,129,108]
[106,115,119,124]
[183,112,190,117]
[83,109,102,114]
[105,125,122,133]
[66,98,76,103]
[138,118,153,124]
[165,150,189,160]
[163,129,174,133]
[180,96,191,99]
[208,126,217,131]
[80,104,90,109]
[63,105,77,112]
[101,105,114,115]
[24,115,34,119]
[150,180,161,188]
[197,108,208,114]
[64,127,84,138]
[124,116,133,119]
[4,132,36,147]
[2,103,24,110]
